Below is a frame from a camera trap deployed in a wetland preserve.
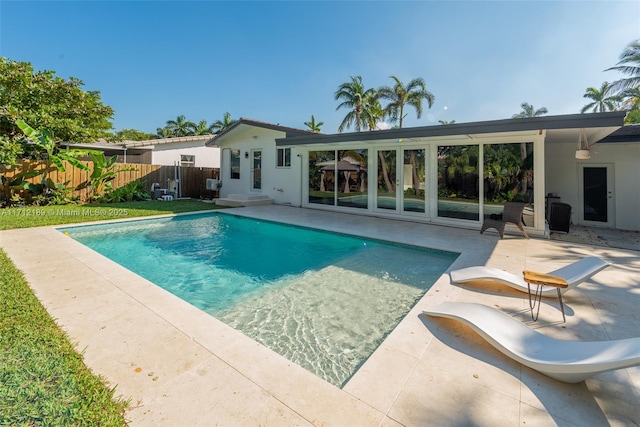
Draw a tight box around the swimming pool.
[61,213,458,387]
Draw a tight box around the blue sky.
[1,1,639,135]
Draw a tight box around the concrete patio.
[1,205,639,426]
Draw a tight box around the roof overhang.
[275,112,626,147]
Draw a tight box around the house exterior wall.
[545,141,640,231]
[150,141,220,168]
[218,127,302,206]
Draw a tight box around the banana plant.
[79,151,137,199]
[15,119,91,176]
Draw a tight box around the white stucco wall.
[545,141,640,231]
[218,127,302,206]
[150,141,220,168]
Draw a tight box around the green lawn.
[0,200,227,425]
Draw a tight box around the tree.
[335,76,377,132]
[0,58,114,143]
[620,87,640,111]
[606,39,640,92]
[619,87,640,124]
[512,102,548,118]
[212,112,236,134]
[580,82,622,113]
[361,90,384,131]
[377,76,435,128]
[193,119,216,135]
[304,115,324,133]
[115,128,156,141]
[156,126,173,139]
[165,115,196,137]
[438,119,456,125]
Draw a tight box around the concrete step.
[215,194,274,207]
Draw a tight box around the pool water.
[61,213,458,387]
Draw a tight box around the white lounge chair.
[423,302,640,383]
[449,256,610,298]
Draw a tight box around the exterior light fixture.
[575,128,590,160]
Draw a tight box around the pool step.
[215,194,274,207]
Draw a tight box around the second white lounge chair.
[423,302,640,383]
[449,256,610,298]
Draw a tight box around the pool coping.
[2,205,639,425]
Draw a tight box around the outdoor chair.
[423,302,640,383]
[480,201,529,239]
[449,256,610,298]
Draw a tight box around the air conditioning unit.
[206,179,219,190]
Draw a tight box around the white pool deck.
[2,204,640,426]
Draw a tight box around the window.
[308,149,368,209]
[277,147,291,167]
[230,149,240,179]
[180,154,195,167]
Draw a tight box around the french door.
[375,148,427,214]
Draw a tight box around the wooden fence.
[1,161,220,202]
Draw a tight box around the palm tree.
[361,90,384,131]
[193,119,215,135]
[512,102,548,118]
[304,115,324,133]
[620,87,640,111]
[377,76,435,128]
[438,119,456,125]
[212,112,236,134]
[580,82,622,113]
[165,115,196,137]
[606,39,640,92]
[335,76,377,132]
[156,126,173,139]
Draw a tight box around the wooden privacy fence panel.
[1,161,219,202]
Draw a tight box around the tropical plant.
[193,119,215,135]
[512,102,548,118]
[156,126,173,139]
[361,91,384,131]
[377,76,435,128]
[335,76,378,132]
[580,82,622,113]
[100,179,150,203]
[0,58,114,143]
[9,120,92,205]
[212,112,237,134]
[304,115,324,133]
[438,120,456,125]
[165,115,196,137]
[625,109,640,124]
[80,151,137,200]
[619,87,640,111]
[606,39,640,92]
[15,120,90,178]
